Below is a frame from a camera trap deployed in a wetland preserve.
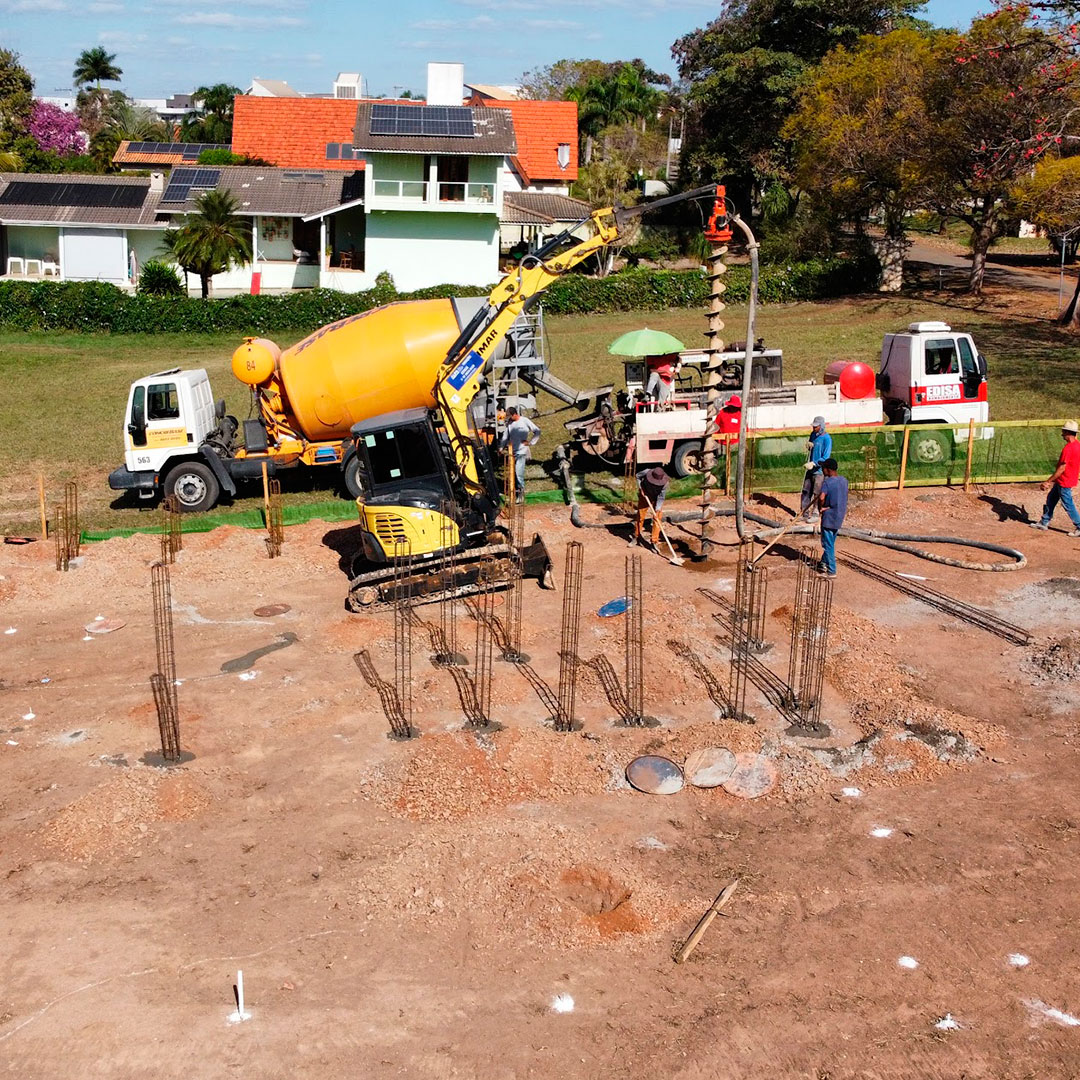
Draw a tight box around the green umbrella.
[607,328,686,356]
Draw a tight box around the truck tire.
[343,454,364,500]
[165,461,220,512]
[907,429,951,466]
[672,440,705,478]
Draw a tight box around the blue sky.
[1,0,991,101]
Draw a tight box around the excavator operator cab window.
[361,424,440,486]
[147,382,180,421]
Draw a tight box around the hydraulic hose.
[730,213,759,542]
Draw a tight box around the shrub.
[0,253,879,334]
[137,260,185,296]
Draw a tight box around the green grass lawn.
[2,294,1078,535]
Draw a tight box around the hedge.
[0,252,879,334]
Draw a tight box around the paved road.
[906,238,1069,299]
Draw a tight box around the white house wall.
[61,228,125,283]
[365,210,499,291]
[128,230,167,275]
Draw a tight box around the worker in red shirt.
[1030,419,1080,536]
[645,352,680,406]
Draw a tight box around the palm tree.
[0,149,20,171]
[73,47,122,90]
[568,64,659,163]
[163,189,252,299]
[182,84,241,143]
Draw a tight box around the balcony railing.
[372,179,428,199]
[436,182,495,204]
[370,178,496,206]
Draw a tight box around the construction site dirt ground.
[2,484,1080,1078]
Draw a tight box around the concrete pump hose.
[661,507,1026,571]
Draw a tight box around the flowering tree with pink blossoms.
[28,100,87,157]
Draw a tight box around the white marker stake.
[229,969,251,1023]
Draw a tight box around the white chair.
[42,260,59,278]
[5,257,24,276]
[24,258,42,276]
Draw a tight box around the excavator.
[345,183,724,611]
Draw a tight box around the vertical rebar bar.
[623,552,646,724]
[787,554,833,729]
[265,478,284,558]
[160,494,182,564]
[857,443,878,501]
[150,562,181,761]
[555,540,584,731]
[64,481,79,561]
[501,450,526,662]
[466,564,496,728]
[623,454,637,515]
[53,504,68,572]
[392,540,413,738]
[432,500,461,666]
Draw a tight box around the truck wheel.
[343,455,364,499]
[907,429,951,466]
[165,461,220,512]
[672,440,705,478]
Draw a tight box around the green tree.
[567,64,661,163]
[72,46,122,90]
[163,188,252,299]
[0,49,34,151]
[673,0,923,212]
[1012,156,1080,326]
[922,6,1080,293]
[181,84,241,143]
[785,28,936,289]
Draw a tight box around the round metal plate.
[84,619,126,635]
[684,747,737,788]
[254,603,291,618]
[626,755,684,795]
[722,752,779,799]
[598,597,630,618]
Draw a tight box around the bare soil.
[3,485,1080,1077]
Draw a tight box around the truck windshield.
[924,340,960,376]
[361,425,439,485]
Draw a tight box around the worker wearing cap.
[715,394,742,441]
[800,416,832,518]
[632,466,670,548]
[1030,419,1080,536]
[499,406,540,503]
[817,457,848,577]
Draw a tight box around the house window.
[557,143,570,170]
[437,156,468,202]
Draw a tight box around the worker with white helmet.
[800,416,832,519]
[1030,419,1080,537]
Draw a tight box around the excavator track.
[346,542,516,612]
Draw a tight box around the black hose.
[662,507,1026,571]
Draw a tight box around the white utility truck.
[567,322,991,475]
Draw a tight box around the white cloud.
[410,14,494,31]
[98,30,147,48]
[0,0,67,10]
[523,18,581,30]
[88,1,124,11]
[172,11,304,28]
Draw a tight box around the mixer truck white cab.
[568,321,991,476]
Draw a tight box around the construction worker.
[631,466,670,548]
[817,457,848,578]
[1030,419,1080,536]
[645,352,680,406]
[800,416,832,519]
[499,406,540,503]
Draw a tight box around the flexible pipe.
[730,214,759,542]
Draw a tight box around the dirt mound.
[36,769,211,861]
[1024,633,1080,683]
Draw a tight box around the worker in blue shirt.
[817,457,848,577]
[799,416,833,518]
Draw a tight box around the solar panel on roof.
[0,180,146,209]
[160,167,220,204]
[368,104,475,137]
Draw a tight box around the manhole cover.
[626,755,684,795]
[84,619,125,634]
[684,747,737,788]
[722,752,778,799]
[254,603,291,617]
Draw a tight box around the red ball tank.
[825,360,876,400]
